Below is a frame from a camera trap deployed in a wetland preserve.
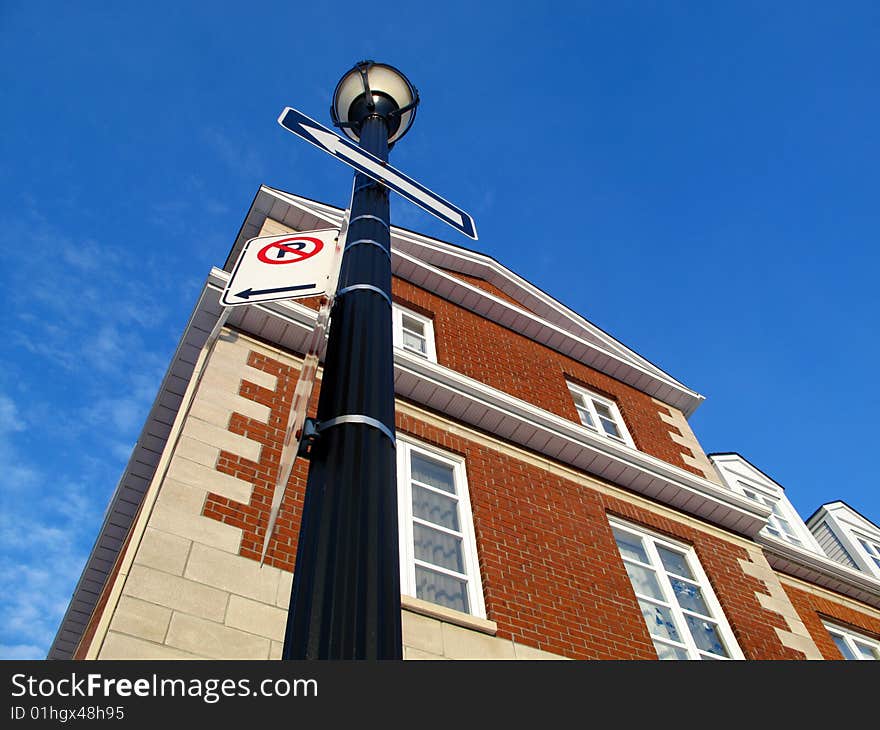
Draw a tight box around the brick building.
[49,186,880,660]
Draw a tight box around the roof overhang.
[760,534,880,610]
[209,268,767,537]
[225,186,705,418]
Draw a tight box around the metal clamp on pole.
[296,414,396,460]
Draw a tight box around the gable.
[226,185,704,417]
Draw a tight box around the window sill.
[401,595,497,636]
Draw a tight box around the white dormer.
[807,502,880,580]
[709,453,823,554]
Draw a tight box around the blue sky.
[1,2,877,659]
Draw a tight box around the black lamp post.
[282,61,419,660]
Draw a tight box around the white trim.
[396,436,486,619]
[709,454,823,553]
[567,382,636,449]
[392,304,437,362]
[235,186,705,417]
[207,268,770,537]
[609,517,745,660]
[822,621,880,660]
[807,502,880,580]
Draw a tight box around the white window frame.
[853,532,880,573]
[396,436,486,619]
[392,304,437,362]
[823,621,880,660]
[735,481,806,548]
[609,517,744,660]
[567,383,635,448]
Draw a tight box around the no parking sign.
[221,229,340,306]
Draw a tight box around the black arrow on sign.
[235,283,316,299]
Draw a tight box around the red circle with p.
[256,236,324,264]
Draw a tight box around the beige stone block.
[276,570,293,608]
[184,543,280,604]
[776,629,822,659]
[192,390,271,424]
[226,595,287,642]
[259,218,295,237]
[402,611,443,656]
[270,641,282,660]
[738,558,772,581]
[149,484,242,554]
[180,419,263,463]
[99,631,202,660]
[513,642,566,660]
[441,622,516,660]
[757,592,801,621]
[133,528,191,576]
[174,436,220,468]
[166,613,270,659]
[166,457,254,502]
[242,365,278,391]
[188,399,233,429]
[681,453,713,477]
[404,646,448,660]
[123,564,229,622]
[109,596,172,643]
[198,368,253,395]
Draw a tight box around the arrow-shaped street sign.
[277,106,478,240]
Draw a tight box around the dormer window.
[567,383,634,447]
[855,536,880,571]
[392,305,437,362]
[738,483,802,547]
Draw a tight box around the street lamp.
[282,61,419,660]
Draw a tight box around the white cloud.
[0,479,101,660]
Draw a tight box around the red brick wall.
[202,343,800,659]
[783,582,880,659]
[288,274,696,475]
[391,276,701,476]
[439,270,533,311]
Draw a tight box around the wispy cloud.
[202,128,265,181]
[0,205,183,659]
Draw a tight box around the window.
[567,383,634,447]
[738,483,803,547]
[397,438,485,618]
[610,518,744,660]
[823,622,880,660]
[392,305,436,362]
[855,535,880,571]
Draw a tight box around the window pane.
[684,616,729,657]
[832,635,856,660]
[854,642,879,660]
[413,524,464,573]
[416,566,469,613]
[657,547,694,579]
[599,417,621,438]
[593,402,613,419]
[412,485,459,531]
[402,330,427,355]
[654,641,689,660]
[411,453,455,493]
[576,407,596,428]
[670,577,710,616]
[639,600,681,644]
[401,314,425,336]
[613,527,649,563]
[623,562,664,600]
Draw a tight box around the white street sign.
[277,106,478,240]
[221,229,340,307]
